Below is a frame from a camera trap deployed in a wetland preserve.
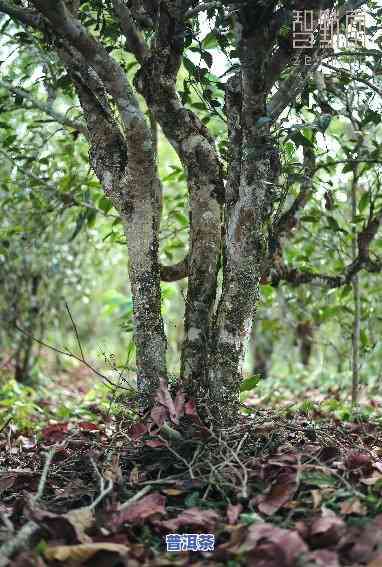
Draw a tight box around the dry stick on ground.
[207,429,249,499]
[157,435,195,479]
[0,449,116,565]
[89,458,113,511]
[0,447,57,567]
[118,485,152,512]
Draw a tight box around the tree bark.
[134,3,224,399]
[207,17,281,424]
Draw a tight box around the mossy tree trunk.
[1,0,371,425]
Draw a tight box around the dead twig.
[33,448,56,503]
[15,323,135,393]
[118,485,153,511]
[0,446,58,567]
[89,458,113,511]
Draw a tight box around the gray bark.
[31,0,168,409]
[0,0,374,425]
[134,3,224,398]
[208,17,281,424]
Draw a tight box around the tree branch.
[112,0,148,64]
[185,1,222,18]
[14,323,135,392]
[27,0,170,407]
[271,208,382,288]
[267,0,369,119]
[30,0,146,140]
[321,63,382,98]
[160,256,189,281]
[270,144,316,255]
[0,79,88,137]
[0,0,43,29]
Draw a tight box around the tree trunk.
[14,275,40,383]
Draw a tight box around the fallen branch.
[0,447,56,567]
[118,485,152,512]
[89,458,113,511]
[0,449,114,565]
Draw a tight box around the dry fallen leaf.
[257,472,297,516]
[29,504,94,544]
[64,507,94,543]
[128,422,147,441]
[309,511,346,547]
[306,549,340,567]
[160,507,219,531]
[227,503,242,525]
[311,489,322,510]
[44,542,129,564]
[241,522,308,565]
[0,473,17,492]
[340,498,367,516]
[112,492,166,527]
[150,405,168,428]
[155,378,179,424]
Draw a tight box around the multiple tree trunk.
[0,0,372,424]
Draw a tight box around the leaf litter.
[1,380,382,566]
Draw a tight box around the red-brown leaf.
[257,473,297,516]
[42,422,69,441]
[242,523,308,566]
[150,405,167,428]
[155,378,179,424]
[174,390,185,420]
[78,421,99,431]
[128,422,147,441]
[0,473,17,492]
[112,492,166,527]
[344,514,382,564]
[309,511,346,547]
[184,399,198,417]
[144,439,166,448]
[227,503,242,525]
[160,507,219,531]
[345,451,372,471]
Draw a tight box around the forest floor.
[1,371,382,567]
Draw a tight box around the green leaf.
[340,284,352,299]
[358,192,369,213]
[360,329,368,348]
[183,56,197,76]
[302,471,336,487]
[86,209,97,227]
[240,375,261,393]
[240,512,263,525]
[342,162,354,174]
[200,50,213,68]
[173,211,188,226]
[98,196,112,214]
[300,214,319,223]
[290,131,314,148]
[326,216,341,232]
[202,31,218,49]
